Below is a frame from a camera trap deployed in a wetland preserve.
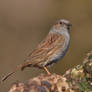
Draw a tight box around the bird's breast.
[57,32,70,60]
[43,32,70,66]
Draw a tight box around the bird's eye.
[60,22,62,24]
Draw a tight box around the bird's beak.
[67,23,72,30]
[68,23,72,27]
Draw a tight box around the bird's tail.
[1,62,30,82]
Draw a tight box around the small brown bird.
[2,19,72,82]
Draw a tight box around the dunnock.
[2,19,72,82]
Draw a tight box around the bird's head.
[51,19,72,33]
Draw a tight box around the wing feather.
[24,33,65,67]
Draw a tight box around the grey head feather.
[50,19,72,34]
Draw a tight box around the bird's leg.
[43,66,51,75]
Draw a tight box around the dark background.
[0,0,92,91]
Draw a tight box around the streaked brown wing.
[25,33,65,66]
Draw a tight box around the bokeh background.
[0,0,92,91]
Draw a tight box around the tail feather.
[1,64,26,82]
[1,61,32,82]
[1,72,15,82]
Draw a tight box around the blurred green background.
[0,0,92,91]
